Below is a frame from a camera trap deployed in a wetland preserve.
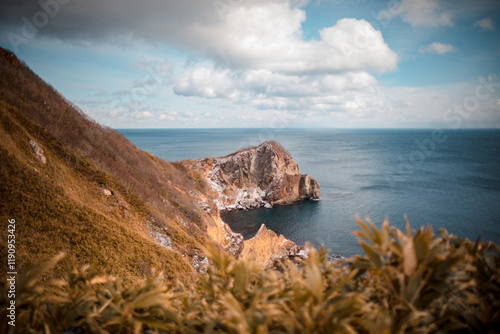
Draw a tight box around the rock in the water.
[28,139,47,164]
[186,141,320,210]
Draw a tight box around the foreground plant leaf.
[2,217,499,333]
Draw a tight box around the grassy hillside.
[0,47,219,280]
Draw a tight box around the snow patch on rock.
[233,187,270,210]
[222,220,244,256]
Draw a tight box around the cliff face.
[185,141,320,210]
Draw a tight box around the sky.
[1,0,500,129]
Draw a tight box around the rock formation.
[186,141,319,267]
[205,211,244,257]
[29,139,47,164]
[185,141,320,211]
[205,210,308,268]
[240,224,309,268]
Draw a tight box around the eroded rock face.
[206,212,244,258]
[187,141,320,210]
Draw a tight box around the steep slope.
[0,47,315,279]
[184,141,320,210]
[0,47,219,280]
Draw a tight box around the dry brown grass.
[0,47,216,281]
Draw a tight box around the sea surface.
[119,128,500,257]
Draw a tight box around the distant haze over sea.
[120,128,500,257]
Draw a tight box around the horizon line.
[115,127,500,130]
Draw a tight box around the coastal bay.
[121,128,500,257]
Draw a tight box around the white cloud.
[473,18,494,31]
[133,111,154,119]
[174,67,378,111]
[174,68,240,99]
[0,0,397,74]
[206,6,398,74]
[397,0,454,27]
[1,0,403,125]
[16,0,499,128]
[159,111,178,121]
[419,42,457,54]
[172,4,397,115]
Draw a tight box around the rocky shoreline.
[185,141,321,268]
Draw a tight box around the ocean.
[119,128,500,257]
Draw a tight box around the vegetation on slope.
[1,218,498,333]
[0,47,220,280]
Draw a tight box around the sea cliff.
[205,208,311,268]
[184,141,320,211]
[184,141,320,267]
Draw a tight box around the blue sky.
[1,0,499,128]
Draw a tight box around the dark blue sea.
[119,128,500,257]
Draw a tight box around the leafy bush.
[2,217,498,333]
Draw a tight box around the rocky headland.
[204,209,312,268]
[184,141,320,211]
[184,141,320,267]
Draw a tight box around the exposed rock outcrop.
[240,224,309,268]
[29,139,47,164]
[206,212,244,257]
[205,210,308,268]
[186,141,320,211]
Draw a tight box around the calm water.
[119,129,500,257]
